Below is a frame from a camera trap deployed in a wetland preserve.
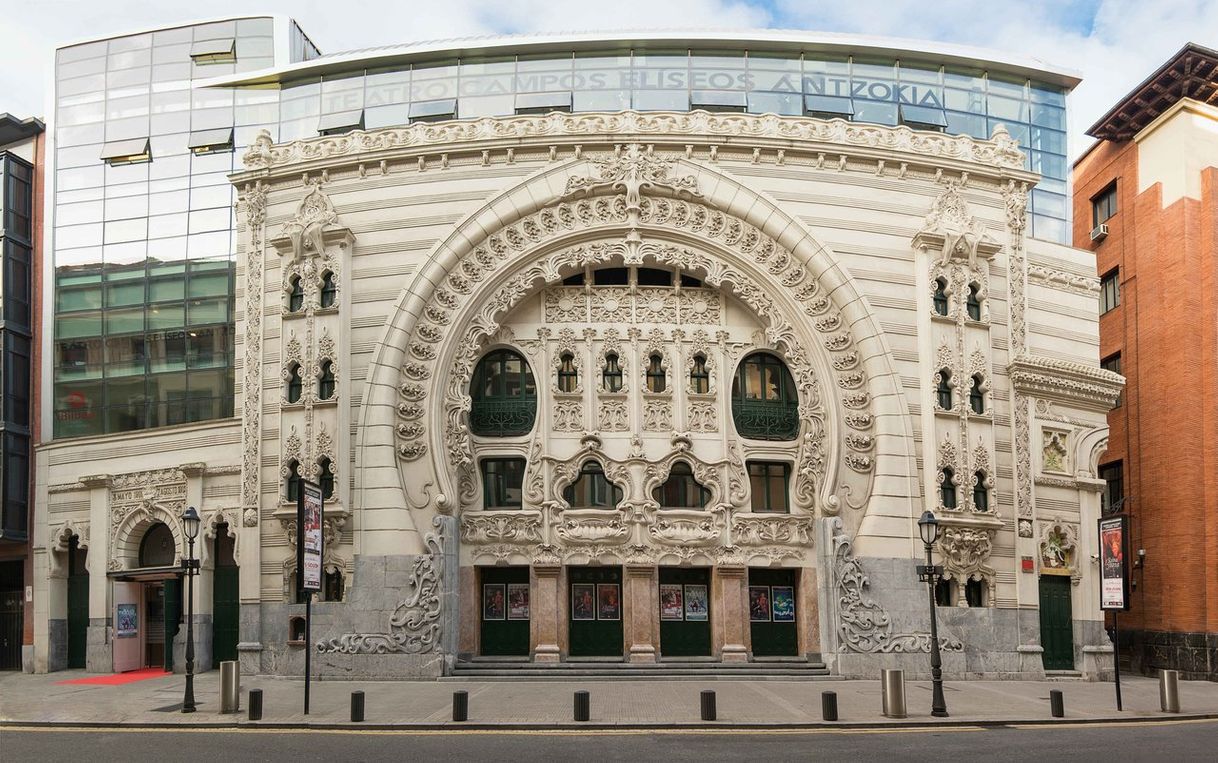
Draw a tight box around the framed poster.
[749,586,771,622]
[771,586,796,622]
[482,584,506,620]
[597,583,621,621]
[116,603,138,638]
[297,480,324,594]
[1098,515,1130,611]
[507,583,530,620]
[684,584,709,621]
[660,584,684,621]
[571,583,596,621]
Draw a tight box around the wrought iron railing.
[471,398,537,436]
[732,399,799,440]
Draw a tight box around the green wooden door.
[749,568,798,657]
[659,568,711,657]
[1039,575,1074,670]
[67,565,88,670]
[568,567,623,658]
[479,566,530,656]
[212,567,239,667]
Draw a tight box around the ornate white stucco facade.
[32,110,1122,679]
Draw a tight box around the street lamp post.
[917,510,949,718]
[181,506,201,714]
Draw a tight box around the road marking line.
[0,725,989,736]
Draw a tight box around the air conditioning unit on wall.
[1090,223,1109,242]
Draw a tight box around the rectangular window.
[1101,353,1122,408]
[514,91,572,115]
[408,99,457,123]
[898,104,948,132]
[186,128,234,155]
[317,110,365,136]
[482,458,525,509]
[690,91,746,113]
[1099,461,1124,513]
[1099,268,1120,314]
[189,38,236,64]
[804,94,854,120]
[1092,182,1117,227]
[100,138,151,166]
[747,461,789,513]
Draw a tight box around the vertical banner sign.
[297,480,323,714]
[1098,515,1129,611]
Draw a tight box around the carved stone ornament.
[50,519,90,575]
[238,181,268,526]
[938,526,996,607]
[108,469,188,571]
[276,180,340,263]
[912,180,1001,268]
[1039,519,1080,584]
[1042,429,1069,474]
[460,511,543,544]
[317,517,446,655]
[831,518,963,653]
[1009,354,1125,410]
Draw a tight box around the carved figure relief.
[1042,430,1069,474]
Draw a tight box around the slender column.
[624,565,657,663]
[531,565,561,662]
[716,566,748,662]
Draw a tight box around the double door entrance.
[568,566,623,657]
[659,568,711,657]
[748,568,798,656]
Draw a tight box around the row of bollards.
[239,669,1185,723]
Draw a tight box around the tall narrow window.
[653,462,710,508]
[1099,461,1123,512]
[966,283,982,321]
[747,461,790,513]
[319,457,335,500]
[965,579,985,608]
[288,276,304,313]
[935,578,953,607]
[603,353,623,392]
[557,352,579,393]
[936,369,953,410]
[470,349,537,436]
[563,461,623,508]
[318,360,336,400]
[482,458,526,509]
[319,271,337,308]
[286,364,303,403]
[1092,182,1117,227]
[933,277,949,316]
[286,461,301,503]
[646,353,666,393]
[1101,353,1122,408]
[732,353,799,440]
[940,468,957,509]
[969,375,985,414]
[1100,268,1120,314]
[973,472,989,511]
[690,354,710,394]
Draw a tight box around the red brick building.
[1073,43,1218,680]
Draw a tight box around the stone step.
[441,672,838,681]
[446,660,833,680]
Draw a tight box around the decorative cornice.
[1027,264,1099,296]
[238,111,1028,175]
[1008,354,1124,409]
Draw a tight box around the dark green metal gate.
[748,568,798,657]
[568,566,623,658]
[659,568,711,657]
[1039,575,1074,670]
[0,589,21,671]
[212,567,239,667]
[479,566,530,656]
[67,543,88,669]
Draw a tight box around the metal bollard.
[822,691,838,721]
[452,690,469,722]
[881,669,907,719]
[219,661,240,714]
[248,688,263,721]
[574,690,590,722]
[1050,689,1064,718]
[351,690,365,722]
[700,690,716,721]
[1159,669,1180,713]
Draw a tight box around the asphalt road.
[3,720,1216,762]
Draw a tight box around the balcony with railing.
[470,397,537,436]
[732,399,799,441]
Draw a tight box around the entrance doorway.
[658,567,711,657]
[1039,575,1074,670]
[212,526,239,667]
[0,560,21,670]
[479,566,530,656]
[748,568,798,657]
[568,566,623,658]
[67,539,88,669]
[145,583,167,668]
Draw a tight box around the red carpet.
[55,667,171,686]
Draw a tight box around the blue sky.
[1,0,1214,160]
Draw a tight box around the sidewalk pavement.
[2,670,1215,729]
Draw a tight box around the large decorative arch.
[110,503,187,572]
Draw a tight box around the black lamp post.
[917,509,949,718]
[181,505,201,714]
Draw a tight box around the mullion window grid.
[747,461,789,513]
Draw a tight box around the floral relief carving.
[238,181,268,527]
[598,399,629,431]
[553,401,583,432]
[938,526,996,607]
[687,402,717,432]
[460,512,543,544]
[732,514,814,546]
[1039,520,1080,584]
[913,180,1000,268]
[1042,430,1069,474]
[648,513,721,546]
[544,287,587,322]
[643,399,672,432]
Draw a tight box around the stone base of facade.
[172,614,213,674]
[1117,629,1218,681]
[46,618,67,672]
[86,619,110,673]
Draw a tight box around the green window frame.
[481,457,526,509]
[319,271,337,308]
[690,354,710,394]
[973,472,989,511]
[969,374,985,414]
[732,352,799,440]
[966,283,982,321]
[318,360,335,400]
[747,461,789,513]
[933,277,949,316]
[288,276,304,313]
[470,349,537,436]
[286,364,303,403]
[603,352,623,392]
[286,461,301,503]
[653,461,710,508]
[937,369,953,410]
[645,353,666,393]
[563,460,623,508]
[940,468,957,509]
[557,352,579,393]
[319,457,335,500]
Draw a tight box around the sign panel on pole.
[1098,514,1129,611]
[298,480,324,594]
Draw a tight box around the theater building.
[33,19,1122,679]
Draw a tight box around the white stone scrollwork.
[732,514,814,546]
[913,180,1001,268]
[238,181,268,527]
[553,401,583,432]
[648,512,721,546]
[938,525,996,607]
[1039,519,1080,585]
[460,511,543,544]
[555,510,630,545]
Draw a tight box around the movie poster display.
[297,481,324,593]
[597,583,621,621]
[116,603,138,637]
[1099,515,1130,611]
[507,583,530,620]
[749,586,771,622]
[482,584,506,621]
[660,584,684,621]
[771,586,796,622]
[571,584,596,620]
[684,584,709,621]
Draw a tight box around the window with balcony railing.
[470,349,537,436]
[731,352,798,440]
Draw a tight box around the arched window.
[732,352,798,440]
[936,369,953,410]
[653,462,710,508]
[690,354,710,394]
[969,374,984,414]
[286,460,302,502]
[557,352,579,393]
[933,277,949,316]
[470,349,537,436]
[318,360,336,400]
[562,461,623,508]
[286,364,303,403]
[139,522,176,567]
[965,578,985,607]
[935,578,953,607]
[966,283,982,321]
[288,275,304,313]
[324,569,344,602]
[940,468,957,509]
[319,271,337,308]
[645,353,666,393]
[973,472,989,511]
[603,353,623,393]
[319,457,335,500]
